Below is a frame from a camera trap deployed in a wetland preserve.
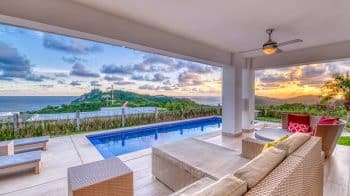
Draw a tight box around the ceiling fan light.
[263,47,277,55]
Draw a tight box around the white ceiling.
[73,0,350,56]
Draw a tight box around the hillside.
[35,89,204,114]
[255,95,321,105]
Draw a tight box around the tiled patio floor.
[0,122,349,196]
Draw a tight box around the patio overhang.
[253,40,350,70]
[0,0,231,67]
[1,0,350,135]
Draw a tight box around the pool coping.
[86,116,222,139]
[71,116,222,162]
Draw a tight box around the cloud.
[70,63,100,78]
[100,64,133,75]
[90,80,102,87]
[138,84,178,91]
[131,74,146,81]
[70,81,81,86]
[25,74,52,82]
[131,73,168,82]
[38,84,54,88]
[138,84,159,90]
[178,72,204,86]
[152,73,169,82]
[0,41,49,82]
[300,65,327,78]
[55,73,68,77]
[258,74,288,83]
[159,86,178,90]
[43,34,103,54]
[104,75,124,81]
[57,80,66,84]
[162,80,171,85]
[114,81,136,85]
[133,54,177,72]
[0,76,13,81]
[326,61,350,74]
[62,56,87,63]
[181,62,213,74]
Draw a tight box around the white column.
[242,58,255,131]
[222,53,243,136]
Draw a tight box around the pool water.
[87,117,221,158]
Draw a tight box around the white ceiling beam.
[0,0,231,66]
[253,40,350,70]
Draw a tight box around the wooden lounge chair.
[0,150,42,175]
[14,136,49,153]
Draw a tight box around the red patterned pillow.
[288,122,310,133]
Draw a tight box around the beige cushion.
[276,132,311,155]
[234,147,286,189]
[186,174,247,196]
[171,177,215,196]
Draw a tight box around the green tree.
[321,73,350,124]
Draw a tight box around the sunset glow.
[255,62,350,99]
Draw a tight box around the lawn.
[338,136,350,146]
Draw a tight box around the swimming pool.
[87,117,221,158]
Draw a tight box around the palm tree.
[321,73,350,124]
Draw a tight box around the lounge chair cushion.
[234,147,286,189]
[0,151,41,169]
[189,174,247,196]
[14,136,49,146]
[276,132,311,155]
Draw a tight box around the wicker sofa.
[153,134,323,195]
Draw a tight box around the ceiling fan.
[240,28,303,55]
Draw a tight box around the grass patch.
[256,116,281,123]
[338,136,350,146]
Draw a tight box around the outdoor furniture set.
[0,136,49,175]
[255,113,345,157]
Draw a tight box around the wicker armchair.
[281,113,345,157]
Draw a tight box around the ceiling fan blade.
[278,39,303,47]
[276,48,283,53]
[239,47,263,53]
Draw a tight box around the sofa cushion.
[276,132,311,155]
[233,147,286,189]
[262,134,289,151]
[287,114,310,132]
[171,177,215,196]
[288,122,310,133]
[189,174,247,196]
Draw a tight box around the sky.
[0,24,222,97]
[255,62,350,99]
[0,24,350,99]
